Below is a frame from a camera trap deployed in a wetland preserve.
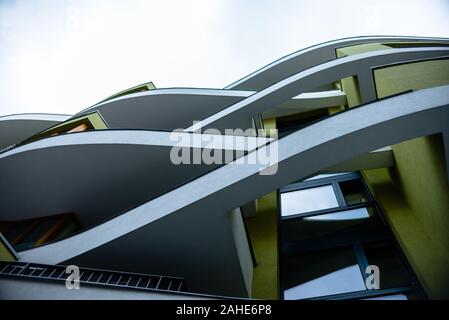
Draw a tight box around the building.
[1,36,449,300]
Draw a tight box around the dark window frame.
[278,172,426,300]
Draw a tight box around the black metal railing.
[0,261,186,294]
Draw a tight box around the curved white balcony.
[15,85,449,297]
[0,113,70,150]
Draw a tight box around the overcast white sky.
[1,0,448,116]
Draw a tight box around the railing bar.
[0,264,10,273]
[86,272,94,282]
[58,268,67,279]
[96,273,104,283]
[146,277,152,288]
[17,263,30,275]
[0,262,187,293]
[105,274,113,284]
[48,268,58,278]
[155,277,162,290]
[37,268,47,277]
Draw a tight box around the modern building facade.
[1,36,449,300]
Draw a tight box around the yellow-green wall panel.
[363,162,449,299]
[244,117,279,299]
[245,191,279,299]
[368,58,449,299]
[374,59,449,98]
[340,76,361,107]
[336,43,391,58]
[0,235,16,262]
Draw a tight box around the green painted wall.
[336,44,391,108]
[338,76,361,107]
[0,234,16,261]
[102,81,156,102]
[336,43,391,58]
[245,192,279,299]
[374,59,449,98]
[244,118,279,299]
[362,146,449,299]
[361,58,449,299]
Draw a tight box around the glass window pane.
[67,123,88,133]
[283,246,366,300]
[281,185,339,216]
[3,220,35,243]
[363,241,413,289]
[305,173,351,181]
[281,207,380,246]
[304,207,372,221]
[339,179,369,205]
[14,216,59,251]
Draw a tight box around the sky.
[1,0,448,116]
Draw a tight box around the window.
[280,185,339,216]
[363,241,413,289]
[23,111,108,144]
[279,172,424,300]
[67,123,88,133]
[283,246,366,300]
[276,109,329,135]
[0,213,80,251]
[339,179,369,205]
[303,207,372,221]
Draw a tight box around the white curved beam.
[70,87,350,132]
[226,36,449,91]
[0,130,271,225]
[262,90,347,119]
[0,113,70,150]
[19,85,449,265]
[188,47,449,132]
[73,88,255,131]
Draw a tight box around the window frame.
[278,172,426,300]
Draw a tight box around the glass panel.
[339,179,369,205]
[14,216,59,251]
[363,241,413,289]
[276,110,329,135]
[304,207,371,221]
[305,173,351,181]
[3,220,35,243]
[281,207,380,246]
[283,246,366,300]
[53,219,79,242]
[281,185,339,216]
[67,123,88,133]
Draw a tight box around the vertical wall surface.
[361,57,449,298]
[244,118,279,299]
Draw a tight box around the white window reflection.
[303,207,371,221]
[364,294,408,300]
[305,173,350,181]
[284,265,366,300]
[281,185,339,216]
